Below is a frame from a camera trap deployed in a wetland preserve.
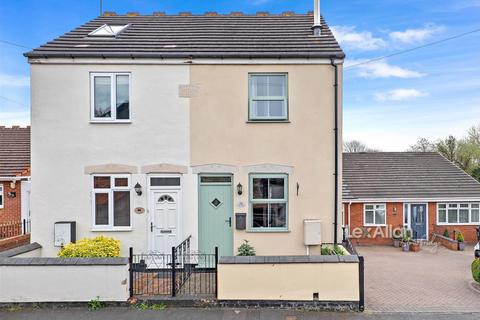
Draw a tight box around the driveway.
[357,245,480,313]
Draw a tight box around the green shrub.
[237,240,256,256]
[58,236,120,258]
[321,246,334,255]
[472,259,480,283]
[456,231,465,243]
[443,229,450,238]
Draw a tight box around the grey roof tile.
[25,14,344,59]
[343,152,480,200]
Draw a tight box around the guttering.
[342,197,480,203]
[0,176,30,182]
[330,57,339,245]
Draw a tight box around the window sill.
[363,224,387,227]
[90,120,132,124]
[91,227,133,232]
[246,229,290,233]
[437,223,479,226]
[246,120,290,124]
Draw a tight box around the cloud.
[331,26,386,51]
[0,74,29,87]
[0,111,30,126]
[375,89,428,102]
[346,60,426,78]
[389,24,444,44]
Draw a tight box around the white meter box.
[54,221,76,247]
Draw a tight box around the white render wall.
[0,264,129,302]
[30,63,196,256]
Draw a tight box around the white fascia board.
[28,57,345,66]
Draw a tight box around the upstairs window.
[91,73,130,122]
[249,74,288,121]
[89,24,129,37]
[92,175,131,230]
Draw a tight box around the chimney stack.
[312,0,322,36]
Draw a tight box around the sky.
[0,0,480,151]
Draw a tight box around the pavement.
[357,244,480,313]
[0,307,480,320]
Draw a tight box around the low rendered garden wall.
[0,257,129,303]
[217,255,364,311]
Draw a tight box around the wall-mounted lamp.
[236,183,243,195]
[393,205,397,215]
[10,181,16,190]
[134,183,143,196]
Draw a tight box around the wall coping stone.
[0,257,128,266]
[219,255,359,264]
[433,233,459,244]
[0,242,41,258]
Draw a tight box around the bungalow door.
[410,204,427,240]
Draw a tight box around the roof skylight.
[89,24,129,37]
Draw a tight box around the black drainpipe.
[330,57,339,246]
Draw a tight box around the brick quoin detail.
[344,202,480,245]
[0,181,22,225]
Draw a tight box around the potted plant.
[410,240,421,252]
[392,229,402,248]
[456,231,465,251]
[401,229,411,252]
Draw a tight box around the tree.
[436,136,457,163]
[343,140,379,153]
[408,138,435,152]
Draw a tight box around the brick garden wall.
[0,181,21,225]
[0,234,30,252]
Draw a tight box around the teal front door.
[198,175,233,257]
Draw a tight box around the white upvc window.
[0,184,3,209]
[249,73,288,121]
[437,203,480,225]
[364,204,386,226]
[90,73,131,122]
[92,175,131,230]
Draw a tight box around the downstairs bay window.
[249,174,288,231]
[437,203,480,225]
[92,175,131,230]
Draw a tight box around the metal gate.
[129,238,218,298]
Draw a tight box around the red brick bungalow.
[0,126,31,229]
[343,152,480,245]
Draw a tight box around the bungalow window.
[249,74,288,121]
[364,204,386,226]
[250,174,288,230]
[437,203,480,225]
[0,184,3,209]
[91,73,130,122]
[92,175,131,230]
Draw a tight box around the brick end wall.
[344,201,480,245]
[0,181,22,225]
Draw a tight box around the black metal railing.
[342,238,358,256]
[0,219,30,240]
[129,245,218,298]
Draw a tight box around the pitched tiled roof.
[25,13,344,59]
[0,127,30,177]
[343,152,480,200]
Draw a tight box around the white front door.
[151,190,179,254]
